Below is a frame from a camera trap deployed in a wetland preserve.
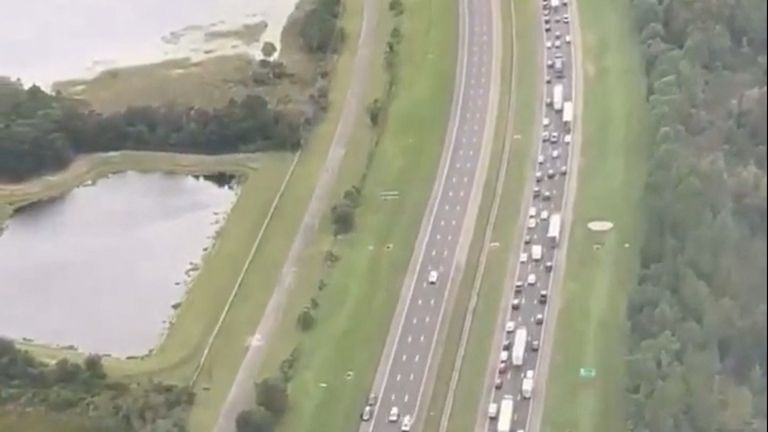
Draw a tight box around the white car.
[543,117,550,127]
[488,402,499,419]
[527,217,537,229]
[552,150,560,158]
[528,206,537,218]
[555,40,561,48]
[527,273,537,285]
[545,40,552,49]
[428,270,439,285]
[541,210,550,221]
[564,134,572,145]
[542,131,550,141]
[520,252,529,263]
[565,35,572,44]
[537,155,545,165]
[505,321,516,333]
[401,415,412,432]
[388,406,400,422]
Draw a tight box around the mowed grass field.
[422,0,541,428]
[540,0,649,429]
[249,0,459,430]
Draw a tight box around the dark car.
[539,291,548,304]
[545,261,554,272]
[512,298,522,310]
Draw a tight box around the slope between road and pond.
[209,0,383,429]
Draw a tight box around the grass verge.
[248,0,460,430]
[184,0,372,430]
[421,0,541,429]
[539,0,649,430]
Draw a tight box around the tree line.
[0,338,194,431]
[626,0,766,430]
[0,78,303,182]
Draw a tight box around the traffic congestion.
[483,0,575,430]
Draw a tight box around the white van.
[488,402,499,418]
[531,244,543,261]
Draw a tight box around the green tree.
[297,307,316,331]
[236,408,276,432]
[261,41,277,59]
[255,376,289,416]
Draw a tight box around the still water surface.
[0,172,236,356]
[0,0,300,87]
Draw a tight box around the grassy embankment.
[246,0,459,430]
[184,0,373,430]
[421,0,540,428]
[540,0,649,430]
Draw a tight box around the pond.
[0,0,300,88]
[0,172,237,357]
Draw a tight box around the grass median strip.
[540,0,649,430]
[422,0,541,429]
[248,0,460,429]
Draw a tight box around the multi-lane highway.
[478,0,577,430]
[359,0,500,429]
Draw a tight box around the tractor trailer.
[511,327,528,367]
[497,395,514,432]
[553,84,564,111]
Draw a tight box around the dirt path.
[212,0,381,429]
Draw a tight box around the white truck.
[497,395,514,432]
[550,0,560,9]
[547,213,562,247]
[531,244,543,261]
[563,101,573,131]
[553,84,564,112]
[511,327,528,367]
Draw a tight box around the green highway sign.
[579,368,597,378]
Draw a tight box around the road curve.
[360,0,501,429]
[212,0,382,430]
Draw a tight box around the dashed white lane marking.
[449,190,453,197]
[459,190,465,197]
[448,235,453,241]
[404,394,410,403]
[452,219,457,225]
[420,335,425,343]
[452,176,457,183]
[409,373,415,381]
[437,234,441,240]
[402,354,407,362]
[417,298,422,306]
[396,374,401,381]
[391,394,396,401]
[413,317,418,324]
[443,249,449,257]
[430,298,436,306]
[464,176,469,183]
[456,205,462,211]
[415,354,421,362]
[431,249,437,256]
[407,335,413,343]
[440,220,445,226]
[425,316,431,323]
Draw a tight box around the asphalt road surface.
[478,0,577,431]
[359,0,498,429]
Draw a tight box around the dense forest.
[626,0,766,430]
[0,338,193,431]
[0,80,304,182]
